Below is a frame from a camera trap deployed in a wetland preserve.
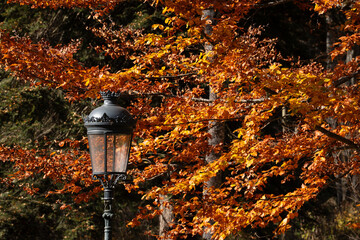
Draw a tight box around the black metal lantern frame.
[84,91,136,240]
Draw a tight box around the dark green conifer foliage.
[0,1,159,239]
[1,1,359,239]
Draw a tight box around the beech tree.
[1,0,360,239]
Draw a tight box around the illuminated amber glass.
[88,134,131,174]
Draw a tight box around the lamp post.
[84,91,136,240]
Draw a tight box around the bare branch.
[192,97,267,103]
[147,73,199,80]
[315,125,360,150]
[333,71,360,87]
[256,0,292,8]
[157,117,243,127]
[192,97,212,103]
[238,98,268,103]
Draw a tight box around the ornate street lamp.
[84,91,136,240]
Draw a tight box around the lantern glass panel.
[107,134,132,173]
[88,133,132,175]
[88,134,105,174]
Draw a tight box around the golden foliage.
[1,0,360,239]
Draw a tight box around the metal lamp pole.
[84,91,136,240]
[95,175,125,240]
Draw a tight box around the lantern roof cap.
[84,91,136,134]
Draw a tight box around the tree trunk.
[202,9,225,240]
[159,194,174,240]
[326,11,336,70]
[326,9,360,210]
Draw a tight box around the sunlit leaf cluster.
[1,0,360,239]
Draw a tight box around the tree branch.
[256,0,292,8]
[192,97,267,103]
[315,125,360,150]
[333,71,360,87]
[158,117,243,126]
[147,73,199,80]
